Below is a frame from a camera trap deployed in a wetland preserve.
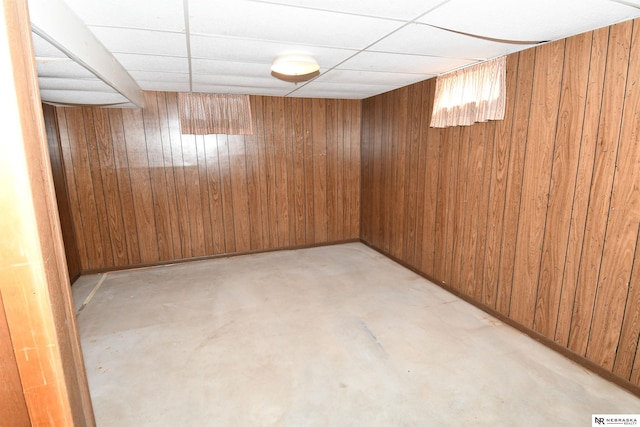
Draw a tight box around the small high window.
[178,93,253,135]
[430,56,506,128]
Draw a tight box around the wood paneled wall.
[361,19,640,389]
[55,92,361,271]
[44,103,82,281]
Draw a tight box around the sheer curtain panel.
[178,93,253,135]
[430,56,506,128]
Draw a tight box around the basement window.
[178,93,253,135]
[430,56,506,128]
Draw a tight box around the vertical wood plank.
[569,21,632,356]
[196,135,214,256]
[165,93,192,260]
[244,97,264,250]
[335,100,345,241]
[142,92,174,261]
[82,108,115,268]
[263,97,278,248]
[403,85,421,266]
[92,108,127,266]
[555,28,607,346]
[156,92,183,260]
[122,108,159,263]
[303,98,315,244]
[461,123,487,297]
[472,122,494,301]
[57,109,90,270]
[218,134,237,253]
[496,49,535,316]
[350,100,361,238]
[614,227,640,379]
[393,88,409,259]
[450,126,470,292]
[482,54,519,308]
[46,107,83,275]
[325,99,338,242]
[283,100,297,245]
[180,133,205,257]
[253,97,271,249]
[312,98,328,242]
[291,98,306,245]
[229,134,251,252]
[632,332,640,385]
[533,32,591,339]
[372,96,384,248]
[589,20,640,371]
[510,40,564,328]
[414,82,430,272]
[203,135,225,255]
[433,121,452,280]
[421,82,440,276]
[65,109,105,269]
[108,109,141,265]
[442,127,459,286]
[272,97,290,247]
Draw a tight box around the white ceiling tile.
[288,85,393,99]
[188,0,402,49]
[89,27,187,57]
[190,36,357,68]
[37,77,115,92]
[39,90,130,105]
[339,52,474,75]
[31,32,67,59]
[191,58,270,77]
[114,54,189,73]
[252,0,448,20]
[418,0,640,42]
[30,0,640,103]
[62,0,184,32]
[316,69,433,86]
[192,73,297,89]
[36,58,99,79]
[191,84,290,97]
[370,23,536,61]
[129,71,189,83]
[135,81,191,92]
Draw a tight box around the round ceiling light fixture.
[271,53,320,82]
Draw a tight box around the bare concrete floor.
[73,243,640,426]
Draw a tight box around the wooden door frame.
[0,0,95,424]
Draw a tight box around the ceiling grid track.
[29,0,640,103]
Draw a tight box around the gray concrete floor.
[73,243,640,426]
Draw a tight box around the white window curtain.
[178,93,253,135]
[430,56,506,128]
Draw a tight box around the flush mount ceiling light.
[271,53,320,83]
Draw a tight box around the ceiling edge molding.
[29,0,145,108]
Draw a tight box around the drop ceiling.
[29,0,640,106]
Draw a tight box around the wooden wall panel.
[56,94,361,271]
[361,18,640,391]
[569,21,632,357]
[554,27,608,347]
[533,31,591,340]
[510,39,564,328]
[43,104,82,281]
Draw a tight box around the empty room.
[3,0,640,425]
